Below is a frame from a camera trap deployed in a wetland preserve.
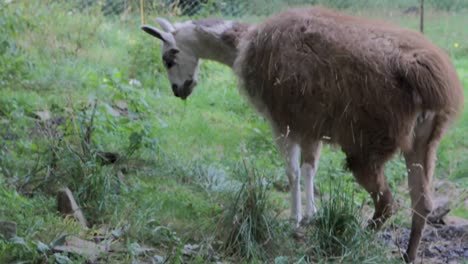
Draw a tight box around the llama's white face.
[141,19,200,100]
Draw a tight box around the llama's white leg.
[302,164,317,217]
[301,141,322,219]
[276,135,302,225]
[288,145,302,225]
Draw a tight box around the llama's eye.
[164,60,175,69]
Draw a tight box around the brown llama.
[140,7,464,262]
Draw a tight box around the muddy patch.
[380,224,468,263]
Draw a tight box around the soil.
[380,224,468,264]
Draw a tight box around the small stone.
[435,245,446,252]
[96,151,120,165]
[105,104,120,117]
[115,100,128,111]
[129,79,141,87]
[443,216,468,226]
[33,110,51,121]
[182,243,200,256]
[0,220,17,239]
[117,170,125,180]
[57,188,88,228]
[53,236,106,262]
[427,196,451,225]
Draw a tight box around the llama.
[140,7,463,262]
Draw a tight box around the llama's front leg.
[276,136,302,225]
[301,141,322,220]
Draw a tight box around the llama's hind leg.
[403,113,445,263]
[275,134,302,225]
[301,141,322,221]
[347,156,394,229]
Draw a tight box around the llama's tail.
[400,49,464,121]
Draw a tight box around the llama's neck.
[174,20,250,67]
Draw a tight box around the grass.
[217,163,277,261]
[0,0,467,262]
[307,181,392,264]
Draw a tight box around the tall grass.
[307,180,393,263]
[217,163,277,261]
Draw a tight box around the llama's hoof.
[299,216,314,227]
[402,251,414,263]
[289,216,304,228]
[367,218,384,230]
[292,226,306,241]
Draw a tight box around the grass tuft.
[217,162,277,261]
[307,180,391,263]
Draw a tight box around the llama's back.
[235,7,463,148]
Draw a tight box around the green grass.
[0,0,467,262]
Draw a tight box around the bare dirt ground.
[380,224,468,264]
[379,179,468,264]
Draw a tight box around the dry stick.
[420,0,424,33]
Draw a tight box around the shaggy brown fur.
[221,22,251,48]
[233,7,463,262]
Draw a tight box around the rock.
[96,151,120,165]
[0,220,17,239]
[129,79,141,87]
[433,196,451,209]
[53,236,107,262]
[105,104,121,117]
[57,188,88,228]
[443,216,468,226]
[33,110,51,121]
[115,100,128,111]
[183,243,200,256]
[117,170,125,180]
[428,196,451,226]
[433,180,456,193]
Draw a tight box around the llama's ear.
[140,25,176,46]
[156,18,175,33]
[141,25,165,40]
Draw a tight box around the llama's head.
[141,18,200,100]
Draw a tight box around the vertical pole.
[140,0,145,25]
[420,0,424,33]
